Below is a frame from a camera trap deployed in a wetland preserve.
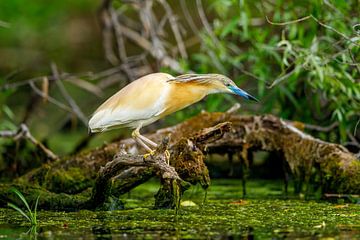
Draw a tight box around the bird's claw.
[143,149,170,164]
[143,150,156,159]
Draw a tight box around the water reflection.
[92,225,112,240]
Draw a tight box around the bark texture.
[1,111,358,210]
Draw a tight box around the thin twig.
[51,63,88,126]
[310,15,360,46]
[354,118,360,136]
[29,81,73,112]
[180,0,200,37]
[88,66,123,81]
[304,121,339,132]
[265,15,311,26]
[109,8,127,61]
[266,15,360,46]
[158,0,188,59]
[0,124,58,160]
[346,130,360,148]
[119,23,183,72]
[226,103,241,114]
[196,0,220,46]
[268,66,298,88]
[1,76,52,90]
[64,77,103,97]
[348,48,360,75]
[194,0,226,73]
[99,0,120,65]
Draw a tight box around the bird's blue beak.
[229,86,258,102]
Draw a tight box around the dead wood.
[86,137,187,209]
[207,114,360,194]
[1,110,358,210]
[16,111,360,196]
[0,123,58,161]
[86,122,231,209]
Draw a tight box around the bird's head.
[173,74,258,101]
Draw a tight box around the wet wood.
[86,122,231,209]
[1,110,358,210]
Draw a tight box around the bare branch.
[180,0,200,37]
[310,15,360,46]
[41,77,49,103]
[345,130,360,149]
[0,124,58,161]
[29,81,73,112]
[158,0,188,59]
[51,63,88,126]
[304,121,339,132]
[119,23,183,72]
[99,0,120,65]
[266,15,360,46]
[226,103,241,114]
[196,0,220,46]
[109,8,127,61]
[64,77,103,97]
[265,15,311,26]
[268,66,298,88]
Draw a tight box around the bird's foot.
[143,150,170,164]
[143,150,156,159]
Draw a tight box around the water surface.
[0,179,359,239]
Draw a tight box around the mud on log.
[0,110,359,210]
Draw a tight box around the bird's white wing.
[89,103,167,132]
[89,74,172,132]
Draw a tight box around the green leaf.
[9,188,33,219]
[32,195,40,225]
[220,17,239,38]
[7,203,31,222]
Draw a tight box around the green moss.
[1,179,358,239]
[44,167,93,194]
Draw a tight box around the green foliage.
[0,0,101,73]
[179,0,360,143]
[0,0,359,159]
[7,188,40,226]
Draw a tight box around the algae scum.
[0,179,359,239]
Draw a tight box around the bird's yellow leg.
[132,129,153,153]
[132,127,170,163]
[138,134,158,148]
[165,150,170,164]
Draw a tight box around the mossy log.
[1,109,359,210]
[207,114,359,194]
[1,121,230,210]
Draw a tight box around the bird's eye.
[226,83,231,87]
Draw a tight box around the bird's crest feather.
[168,74,217,84]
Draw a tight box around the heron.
[88,73,258,153]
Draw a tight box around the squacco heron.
[89,73,257,152]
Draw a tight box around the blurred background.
[0,0,359,180]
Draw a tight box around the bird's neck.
[189,83,213,95]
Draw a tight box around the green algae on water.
[0,179,359,239]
